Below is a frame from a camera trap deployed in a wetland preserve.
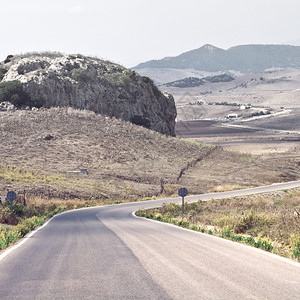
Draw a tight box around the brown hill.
[0,108,298,200]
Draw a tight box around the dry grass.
[0,107,299,201]
[0,108,213,199]
[208,184,243,193]
[139,188,300,260]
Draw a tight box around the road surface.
[0,181,300,299]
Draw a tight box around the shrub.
[161,202,181,216]
[255,237,273,251]
[154,212,163,221]
[233,209,274,234]
[0,80,30,107]
[0,216,45,250]
[191,225,200,231]
[177,219,189,228]
[106,71,131,88]
[0,80,45,108]
[222,226,232,238]
[0,68,8,81]
[0,80,30,106]
[290,234,300,260]
[30,94,45,108]
[12,203,26,217]
[70,68,92,83]
[215,216,235,229]
[245,236,255,245]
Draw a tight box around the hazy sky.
[1,0,300,67]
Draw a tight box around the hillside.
[0,52,176,136]
[133,44,300,83]
[0,108,299,200]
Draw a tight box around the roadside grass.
[135,188,300,262]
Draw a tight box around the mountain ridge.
[133,44,300,74]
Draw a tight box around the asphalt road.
[0,181,300,299]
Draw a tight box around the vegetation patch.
[0,165,66,185]
[0,80,45,108]
[0,68,8,81]
[165,77,204,88]
[105,70,132,88]
[136,188,300,261]
[204,74,235,83]
[70,68,93,83]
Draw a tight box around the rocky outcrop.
[0,53,176,136]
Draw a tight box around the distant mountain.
[133,44,300,74]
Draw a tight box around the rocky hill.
[0,52,176,136]
[133,44,300,83]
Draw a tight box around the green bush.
[176,219,189,228]
[233,209,274,234]
[215,216,235,229]
[0,80,45,108]
[106,71,131,88]
[12,203,26,217]
[30,94,45,108]
[70,68,92,83]
[0,68,8,81]
[154,212,163,221]
[290,234,300,260]
[0,80,30,107]
[255,238,273,251]
[0,216,45,250]
[222,226,232,238]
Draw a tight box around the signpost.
[178,187,188,219]
[7,191,17,212]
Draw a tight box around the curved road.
[1,181,300,299]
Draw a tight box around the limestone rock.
[0,53,176,136]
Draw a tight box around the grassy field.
[136,188,300,261]
[1,107,298,201]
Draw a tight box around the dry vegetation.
[0,107,299,202]
[0,107,212,200]
[137,188,300,261]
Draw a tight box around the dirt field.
[172,68,299,157]
[165,68,300,111]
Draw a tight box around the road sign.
[178,187,188,197]
[178,188,188,218]
[7,191,17,212]
[7,191,17,201]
